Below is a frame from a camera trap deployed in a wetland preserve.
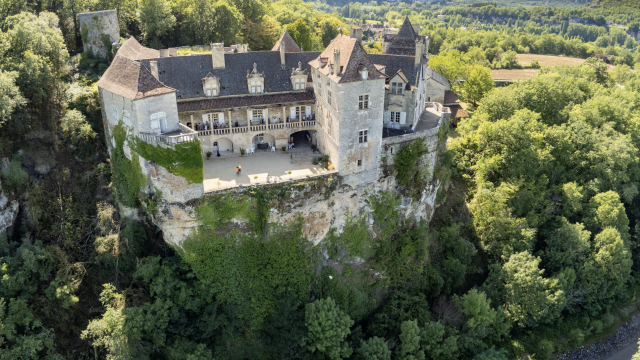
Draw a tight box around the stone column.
[190,115,194,129]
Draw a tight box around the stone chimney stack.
[159,49,169,58]
[415,40,423,66]
[150,61,159,79]
[412,23,420,35]
[350,26,362,43]
[280,42,286,66]
[333,50,341,74]
[211,43,225,69]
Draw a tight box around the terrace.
[202,132,334,192]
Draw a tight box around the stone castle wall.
[79,10,119,58]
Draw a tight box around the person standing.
[235,166,239,176]
[238,165,241,176]
[217,149,220,157]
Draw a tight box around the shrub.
[321,155,329,163]
[312,157,319,165]
[311,144,317,150]
[1,155,28,188]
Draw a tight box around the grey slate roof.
[368,54,419,86]
[140,51,320,100]
[385,17,420,56]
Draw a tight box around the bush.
[1,155,28,188]
[311,144,317,150]
[321,155,329,163]
[312,157,319,165]
[591,319,603,334]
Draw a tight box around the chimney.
[350,26,362,43]
[333,50,341,75]
[168,47,177,57]
[159,49,169,58]
[412,23,420,35]
[415,40,423,66]
[211,43,225,69]
[280,42,286,66]
[150,61,159,79]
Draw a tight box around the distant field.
[516,54,585,67]
[491,69,539,81]
[491,54,591,80]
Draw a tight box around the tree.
[137,0,176,48]
[0,71,24,127]
[542,221,591,272]
[357,337,391,360]
[305,297,354,360]
[319,17,342,48]
[419,321,458,360]
[1,12,69,130]
[81,284,130,359]
[586,191,630,238]
[502,252,565,328]
[286,18,314,52]
[182,0,243,46]
[458,289,496,331]
[398,320,425,360]
[60,109,96,146]
[581,227,632,314]
[460,64,494,107]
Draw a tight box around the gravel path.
[557,312,640,360]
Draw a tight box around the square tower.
[309,35,386,182]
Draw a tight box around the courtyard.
[203,148,332,192]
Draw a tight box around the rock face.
[151,172,441,247]
[0,191,19,235]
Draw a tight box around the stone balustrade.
[139,124,198,145]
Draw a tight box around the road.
[605,341,639,360]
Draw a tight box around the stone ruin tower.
[78,10,119,58]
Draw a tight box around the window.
[112,105,118,121]
[205,82,218,96]
[252,110,261,119]
[357,159,362,166]
[123,111,131,126]
[250,81,262,94]
[391,82,403,94]
[213,141,218,147]
[391,111,401,123]
[326,114,332,136]
[358,130,368,143]
[208,113,219,122]
[359,95,369,110]
[294,78,305,90]
[390,147,394,154]
[327,90,332,106]
[150,112,166,131]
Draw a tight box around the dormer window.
[291,61,308,91]
[250,81,262,94]
[247,63,265,94]
[360,67,368,80]
[391,82,403,94]
[202,72,220,97]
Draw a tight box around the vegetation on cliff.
[1,0,640,359]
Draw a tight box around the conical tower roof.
[385,17,420,56]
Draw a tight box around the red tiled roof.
[177,91,315,112]
[309,35,385,83]
[444,90,460,104]
[271,30,302,52]
[117,37,160,61]
[97,54,175,100]
[449,105,468,119]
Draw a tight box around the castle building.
[97,17,451,187]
